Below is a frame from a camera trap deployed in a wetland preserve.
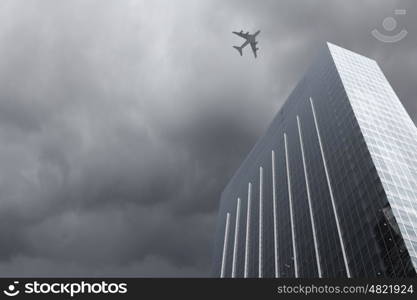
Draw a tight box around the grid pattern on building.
[212,43,417,278]
[330,44,417,269]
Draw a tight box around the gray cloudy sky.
[0,0,415,277]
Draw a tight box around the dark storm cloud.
[0,0,415,276]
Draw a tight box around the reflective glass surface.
[212,43,417,278]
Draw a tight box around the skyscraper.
[212,43,417,278]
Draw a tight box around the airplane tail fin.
[233,46,243,56]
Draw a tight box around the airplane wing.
[250,42,258,58]
[232,31,250,39]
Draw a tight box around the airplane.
[232,30,260,58]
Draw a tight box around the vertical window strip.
[284,133,299,278]
[221,212,231,278]
[271,150,280,277]
[244,182,252,278]
[259,166,263,278]
[297,115,323,277]
[309,97,351,277]
[232,198,241,278]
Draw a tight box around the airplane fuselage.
[232,30,260,58]
[248,30,260,43]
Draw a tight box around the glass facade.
[212,43,417,278]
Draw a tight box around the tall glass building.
[212,43,417,278]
